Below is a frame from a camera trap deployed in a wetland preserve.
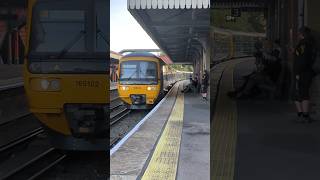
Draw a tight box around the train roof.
[121,52,174,64]
[122,52,160,59]
[110,51,122,59]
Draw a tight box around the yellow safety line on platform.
[141,85,184,180]
[212,61,241,180]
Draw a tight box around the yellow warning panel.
[212,60,245,180]
[141,87,184,180]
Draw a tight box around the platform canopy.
[128,0,210,64]
[211,0,267,9]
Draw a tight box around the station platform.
[0,65,23,91]
[110,80,210,180]
[211,57,320,180]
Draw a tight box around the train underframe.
[35,104,108,151]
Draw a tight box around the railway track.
[0,127,44,160]
[110,97,131,126]
[1,148,66,180]
[0,113,33,128]
[0,114,42,158]
[0,86,114,179]
[110,94,131,147]
[0,82,24,92]
[0,113,66,180]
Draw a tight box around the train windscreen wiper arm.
[57,30,86,59]
[97,29,109,47]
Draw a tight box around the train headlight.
[147,86,157,91]
[40,79,50,90]
[31,78,61,91]
[50,80,61,91]
[120,86,129,91]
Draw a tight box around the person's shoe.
[303,116,314,123]
[302,113,314,123]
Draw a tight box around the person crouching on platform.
[293,27,317,123]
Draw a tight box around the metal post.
[8,32,12,65]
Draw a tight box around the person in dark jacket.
[293,27,317,123]
[201,70,209,100]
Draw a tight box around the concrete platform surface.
[211,58,320,179]
[110,81,179,180]
[234,60,320,180]
[110,80,210,180]
[177,93,210,180]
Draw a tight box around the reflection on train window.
[95,0,108,52]
[119,61,158,85]
[32,9,86,52]
[28,0,107,74]
[121,64,138,79]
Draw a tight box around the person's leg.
[227,73,254,98]
[295,101,303,114]
[236,76,257,98]
[201,93,206,99]
[294,100,305,123]
[300,99,311,122]
[182,84,190,93]
[201,86,207,100]
[191,84,196,93]
[300,73,313,122]
[302,100,310,113]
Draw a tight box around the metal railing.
[212,29,266,63]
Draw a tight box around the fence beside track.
[212,27,266,66]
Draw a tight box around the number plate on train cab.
[75,80,100,88]
[131,86,142,89]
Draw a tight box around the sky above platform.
[110,0,159,53]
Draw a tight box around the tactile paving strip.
[212,60,245,180]
[141,84,184,180]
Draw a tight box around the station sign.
[225,15,236,22]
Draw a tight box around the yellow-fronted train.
[24,0,109,150]
[118,52,189,109]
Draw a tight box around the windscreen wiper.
[96,15,109,48]
[57,30,86,58]
[97,29,109,47]
[121,70,138,82]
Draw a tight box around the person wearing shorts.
[293,27,317,123]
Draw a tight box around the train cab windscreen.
[119,61,158,85]
[28,0,108,74]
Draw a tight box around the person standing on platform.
[193,74,199,93]
[201,70,209,100]
[293,27,317,123]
